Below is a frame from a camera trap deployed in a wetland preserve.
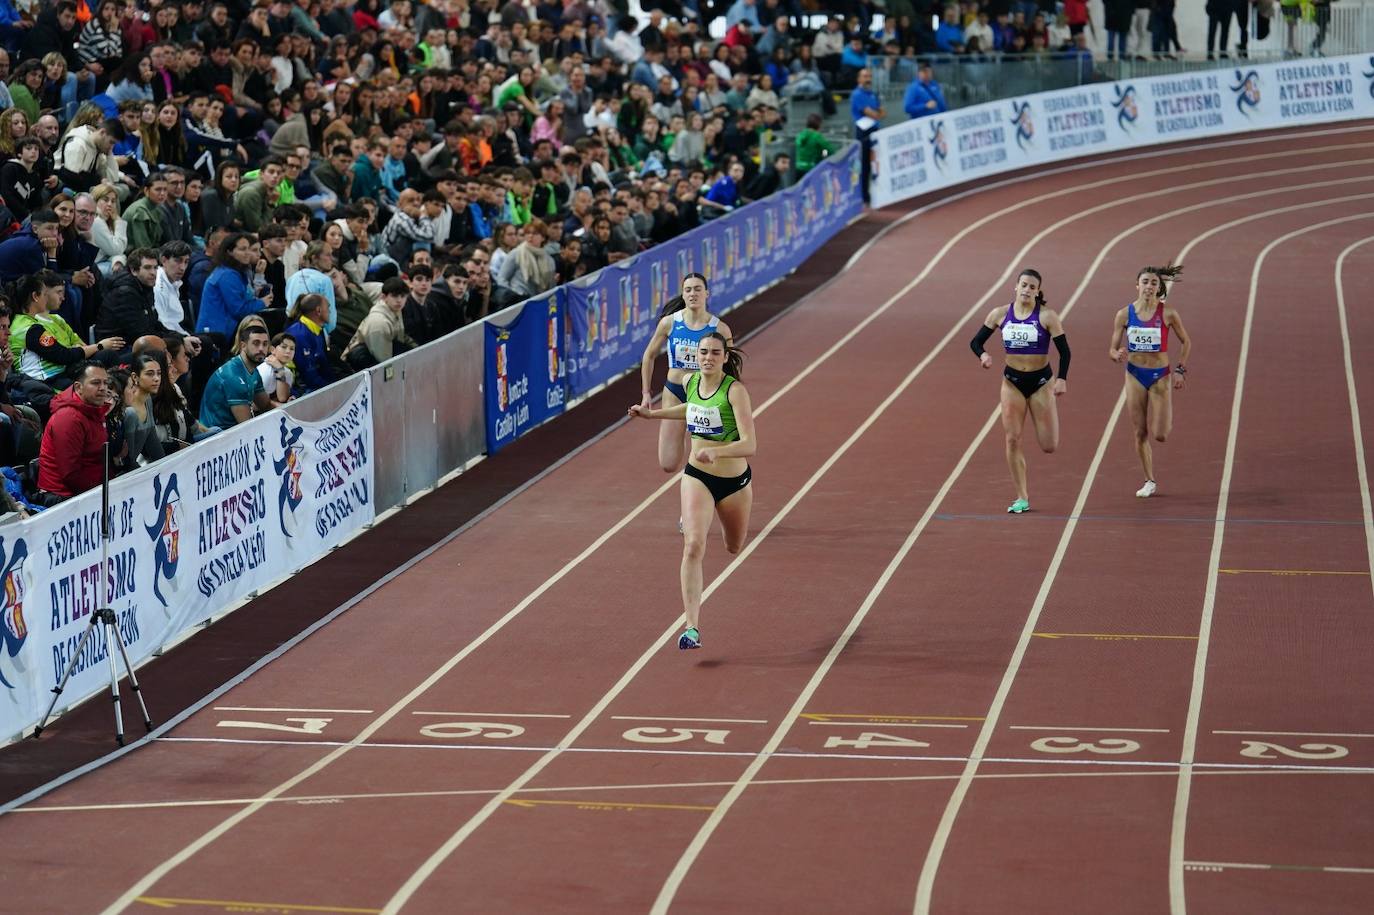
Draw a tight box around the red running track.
[4,123,1374,915]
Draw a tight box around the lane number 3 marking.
[1030,736,1141,755]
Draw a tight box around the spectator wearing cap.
[903,63,948,119]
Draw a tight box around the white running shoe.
[1136,480,1157,498]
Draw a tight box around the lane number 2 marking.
[1239,740,1349,760]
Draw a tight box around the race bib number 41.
[685,403,723,436]
[674,340,699,368]
[1127,326,1162,350]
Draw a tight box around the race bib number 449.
[685,403,723,436]
[1127,326,1162,350]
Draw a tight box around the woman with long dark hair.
[149,100,189,168]
[197,231,270,344]
[969,269,1072,514]
[637,272,734,474]
[629,330,756,650]
[199,159,242,232]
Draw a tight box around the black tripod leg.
[32,615,102,739]
[110,613,153,732]
[102,612,126,747]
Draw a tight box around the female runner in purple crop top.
[969,268,1072,514]
[1109,264,1192,499]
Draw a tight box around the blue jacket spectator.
[725,0,761,32]
[197,232,269,341]
[936,10,966,53]
[903,69,948,119]
[0,222,54,284]
[850,69,884,134]
[284,294,335,394]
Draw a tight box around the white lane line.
[662,180,1374,915]
[1213,730,1374,739]
[104,155,1374,915]
[1168,211,1374,915]
[20,765,1361,816]
[212,707,374,714]
[609,716,768,723]
[1186,860,1374,875]
[141,735,1374,773]
[409,712,572,718]
[1008,726,1171,733]
[809,722,969,729]
[373,122,1369,915]
[1334,235,1374,606]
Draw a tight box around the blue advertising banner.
[484,292,566,454]
[563,143,862,399]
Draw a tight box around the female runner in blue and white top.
[969,268,1071,514]
[629,332,755,650]
[1109,264,1191,498]
[638,273,734,473]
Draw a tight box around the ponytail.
[659,294,684,318]
[1139,263,1184,300]
[706,330,745,380]
[1018,268,1047,309]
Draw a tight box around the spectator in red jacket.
[37,360,112,502]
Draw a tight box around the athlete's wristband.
[1175,363,1187,375]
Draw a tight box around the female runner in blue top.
[638,273,734,474]
[1109,264,1191,498]
[969,269,1071,514]
[629,332,756,650]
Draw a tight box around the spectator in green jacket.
[795,113,839,175]
[123,173,171,250]
[232,156,286,232]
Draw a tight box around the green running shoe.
[1007,498,1030,514]
[678,627,701,650]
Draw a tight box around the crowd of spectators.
[0,0,868,514]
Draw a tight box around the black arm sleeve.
[970,324,995,357]
[26,325,86,366]
[1053,333,1071,380]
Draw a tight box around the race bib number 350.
[685,403,723,436]
[1127,326,1162,350]
[1002,324,1036,348]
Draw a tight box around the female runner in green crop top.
[629,331,756,650]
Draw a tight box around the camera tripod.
[33,440,153,746]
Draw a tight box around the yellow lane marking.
[503,798,713,812]
[1218,568,1369,576]
[135,898,379,913]
[804,714,985,721]
[1033,632,1198,641]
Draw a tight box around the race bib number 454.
[1127,326,1162,350]
[685,403,723,436]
